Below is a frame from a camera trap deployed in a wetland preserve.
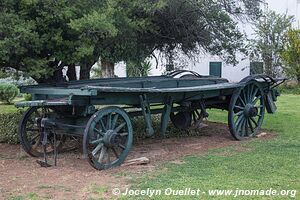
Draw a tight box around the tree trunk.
[67,64,77,81]
[80,63,92,80]
[101,60,115,78]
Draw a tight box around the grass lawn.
[123,94,300,199]
[0,97,25,114]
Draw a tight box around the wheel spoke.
[234,110,244,116]
[93,128,104,136]
[90,138,103,145]
[107,149,111,164]
[252,95,261,105]
[118,144,125,150]
[107,113,112,130]
[195,109,201,118]
[112,147,119,158]
[250,88,258,102]
[31,139,40,150]
[242,89,248,103]
[249,84,254,101]
[30,133,40,141]
[240,119,247,137]
[248,118,254,133]
[192,111,197,123]
[114,122,126,133]
[250,117,258,127]
[98,146,107,163]
[234,105,244,110]
[118,132,128,137]
[99,119,107,132]
[111,114,119,129]
[244,119,249,136]
[238,118,245,136]
[92,143,103,156]
[238,96,246,106]
[236,117,245,134]
[247,85,251,103]
[235,114,243,127]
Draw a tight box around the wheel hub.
[244,104,258,118]
[103,130,121,147]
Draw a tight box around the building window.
[209,62,222,77]
[250,62,263,75]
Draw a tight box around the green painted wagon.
[16,70,284,170]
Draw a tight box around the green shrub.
[278,84,300,95]
[0,110,23,144]
[23,93,32,101]
[0,84,19,104]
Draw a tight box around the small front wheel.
[83,106,133,170]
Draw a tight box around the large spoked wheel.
[83,106,133,170]
[19,107,65,157]
[228,81,265,140]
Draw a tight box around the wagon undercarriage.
[16,70,284,170]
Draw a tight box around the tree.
[73,0,264,76]
[281,29,300,83]
[0,0,114,82]
[1,0,263,82]
[250,10,293,77]
[127,60,152,77]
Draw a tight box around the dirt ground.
[0,122,272,200]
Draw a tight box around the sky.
[266,0,300,27]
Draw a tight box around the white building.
[114,0,300,82]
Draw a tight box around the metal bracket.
[160,96,173,137]
[199,101,209,118]
[36,117,57,167]
[139,94,154,137]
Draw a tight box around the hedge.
[0,111,23,144]
[278,84,300,95]
[0,84,19,104]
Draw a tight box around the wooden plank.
[21,87,98,96]
[122,157,150,166]
[83,82,243,93]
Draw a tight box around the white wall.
[114,62,127,77]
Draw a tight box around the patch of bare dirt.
[0,122,273,199]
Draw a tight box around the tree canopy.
[281,29,300,83]
[0,0,263,82]
[249,10,293,77]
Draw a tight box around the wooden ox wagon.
[16,70,284,170]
